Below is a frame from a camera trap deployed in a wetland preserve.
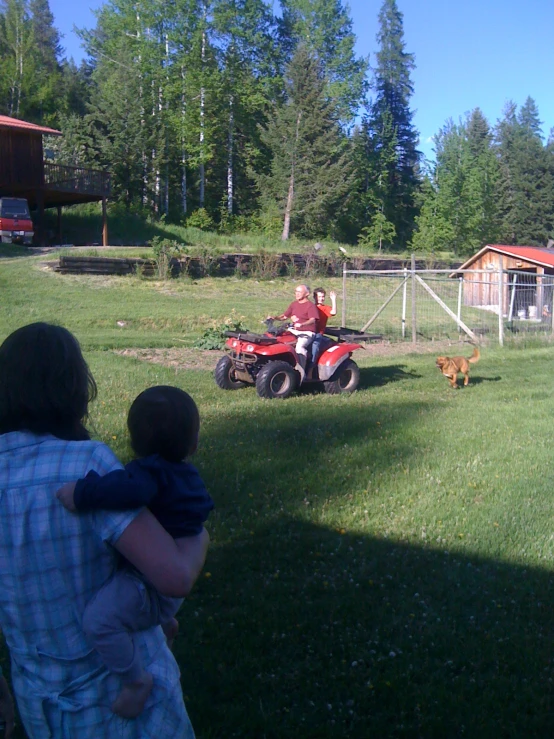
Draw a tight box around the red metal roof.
[0,115,61,136]
[457,244,554,270]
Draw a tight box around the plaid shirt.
[0,432,195,738]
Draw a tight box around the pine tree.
[255,44,353,240]
[278,0,367,123]
[365,0,420,249]
[412,110,501,255]
[496,98,554,245]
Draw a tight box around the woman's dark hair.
[127,386,200,463]
[313,287,325,302]
[0,323,97,441]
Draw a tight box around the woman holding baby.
[0,322,209,738]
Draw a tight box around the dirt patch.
[114,340,474,372]
[114,347,218,371]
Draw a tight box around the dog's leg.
[463,373,469,386]
[449,375,458,388]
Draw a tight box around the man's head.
[294,284,310,302]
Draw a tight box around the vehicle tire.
[256,361,299,399]
[214,355,247,390]
[324,359,360,394]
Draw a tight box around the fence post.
[457,276,463,333]
[402,268,408,339]
[411,253,417,343]
[498,260,504,347]
[342,262,347,328]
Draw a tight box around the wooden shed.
[452,244,554,318]
[0,115,110,245]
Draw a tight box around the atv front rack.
[324,327,382,343]
[224,330,278,345]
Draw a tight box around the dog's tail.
[468,346,480,364]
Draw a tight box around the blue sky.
[50,0,554,160]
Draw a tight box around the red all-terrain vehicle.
[214,320,378,399]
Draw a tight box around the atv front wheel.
[215,355,247,390]
[256,361,299,399]
[324,358,360,394]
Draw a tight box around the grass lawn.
[1,253,554,737]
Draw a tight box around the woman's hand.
[0,674,15,739]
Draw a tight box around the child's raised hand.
[56,481,78,512]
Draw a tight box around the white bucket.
[517,309,526,319]
[528,306,537,319]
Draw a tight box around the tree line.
[0,0,553,253]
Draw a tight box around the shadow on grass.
[178,399,554,738]
[468,375,502,386]
[359,364,421,388]
[0,245,33,259]
[183,517,554,739]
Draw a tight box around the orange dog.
[436,346,480,388]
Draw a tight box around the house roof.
[0,115,61,137]
[455,244,554,271]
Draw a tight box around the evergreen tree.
[412,110,501,255]
[364,0,420,249]
[255,44,353,240]
[278,0,367,123]
[496,98,554,245]
[25,0,62,123]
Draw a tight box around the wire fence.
[342,267,554,346]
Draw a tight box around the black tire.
[256,361,299,399]
[214,355,247,390]
[324,358,360,395]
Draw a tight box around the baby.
[57,385,214,719]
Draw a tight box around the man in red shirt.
[268,284,319,381]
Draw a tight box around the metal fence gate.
[342,266,554,346]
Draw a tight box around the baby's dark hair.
[127,385,199,463]
[0,322,96,441]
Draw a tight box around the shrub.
[186,208,215,231]
[150,237,185,279]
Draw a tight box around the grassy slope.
[1,255,554,737]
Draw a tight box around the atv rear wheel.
[324,358,360,394]
[215,355,247,390]
[256,361,299,399]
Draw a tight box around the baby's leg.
[82,571,159,718]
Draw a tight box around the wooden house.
[0,115,110,245]
[451,244,554,319]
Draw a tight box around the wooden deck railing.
[44,163,111,197]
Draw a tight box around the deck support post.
[102,197,108,246]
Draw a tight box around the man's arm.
[114,511,210,597]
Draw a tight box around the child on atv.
[57,386,214,719]
[311,287,337,364]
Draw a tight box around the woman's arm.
[113,510,209,597]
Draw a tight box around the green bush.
[186,208,215,231]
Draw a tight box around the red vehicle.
[215,321,377,399]
[0,198,33,245]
